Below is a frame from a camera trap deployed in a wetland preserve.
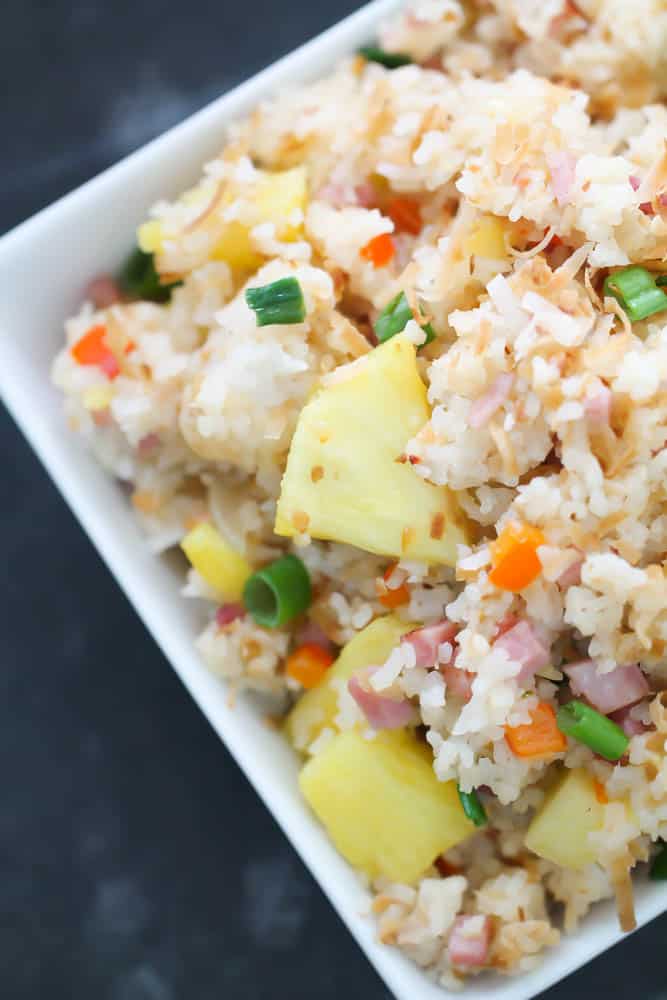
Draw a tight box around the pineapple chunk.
[255,166,308,241]
[211,221,264,273]
[137,167,308,272]
[137,220,164,255]
[464,216,508,259]
[181,522,252,601]
[524,768,604,870]
[285,615,410,752]
[275,335,468,563]
[299,728,475,883]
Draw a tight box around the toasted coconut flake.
[509,226,557,260]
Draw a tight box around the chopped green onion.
[119,247,181,303]
[457,786,487,827]
[650,842,667,880]
[603,266,667,322]
[655,275,667,287]
[245,277,306,327]
[374,291,436,345]
[243,554,311,628]
[556,700,629,762]
[359,46,412,69]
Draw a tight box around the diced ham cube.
[493,620,550,685]
[564,660,649,715]
[348,674,413,730]
[448,915,492,968]
[403,621,459,668]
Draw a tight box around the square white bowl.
[0,2,664,996]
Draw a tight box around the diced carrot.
[593,778,608,804]
[505,702,567,759]
[387,197,422,236]
[360,233,395,268]
[71,324,133,380]
[378,564,410,608]
[488,521,545,592]
[286,643,335,689]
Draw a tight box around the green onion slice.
[119,247,181,303]
[655,275,667,287]
[603,266,667,322]
[243,554,311,628]
[359,46,412,69]
[375,291,436,345]
[457,786,488,827]
[650,843,667,880]
[556,700,629,762]
[245,277,306,327]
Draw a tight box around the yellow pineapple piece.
[137,220,164,255]
[254,166,308,241]
[211,221,264,273]
[524,768,604,870]
[299,728,475,883]
[275,334,468,563]
[464,215,508,260]
[137,167,308,274]
[285,615,410,752]
[181,522,252,601]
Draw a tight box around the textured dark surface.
[1,3,666,998]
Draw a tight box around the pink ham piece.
[215,603,245,627]
[295,620,336,655]
[348,674,413,730]
[468,373,514,429]
[547,151,577,207]
[354,182,379,209]
[315,181,349,208]
[564,660,649,715]
[583,387,612,426]
[137,432,161,455]
[440,663,474,702]
[403,621,459,668]
[629,174,655,214]
[85,275,123,309]
[493,620,550,685]
[557,552,584,589]
[609,705,653,738]
[448,915,492,969]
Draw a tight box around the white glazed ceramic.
[0,3,663,996]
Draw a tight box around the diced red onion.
[215,603,245,627]
[493,620,550,685]
[448,915,492,968]
[563,660,649,715]
[348,673,413,730]
[547,151,577,207]
[468,373,514,429]
[85,275,124,309]
[403,621,459,668]
[583,387,612,426]
[629,175,641,192]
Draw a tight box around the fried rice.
[53,0,667,988]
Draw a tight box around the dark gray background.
[2,3,665,998]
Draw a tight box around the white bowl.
[0,2,663,996]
